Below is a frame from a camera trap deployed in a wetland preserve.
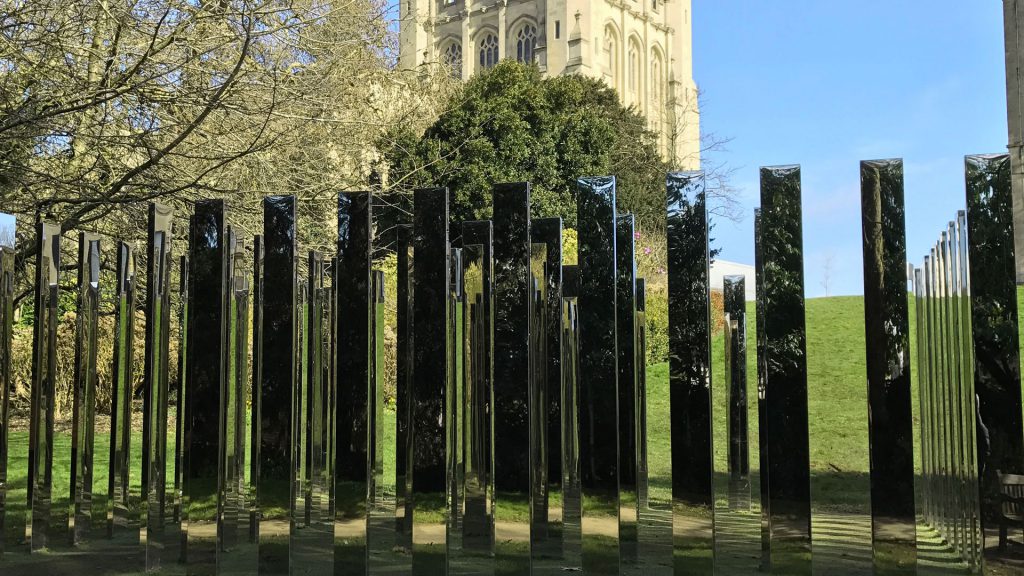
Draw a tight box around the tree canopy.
[382,61,670,231]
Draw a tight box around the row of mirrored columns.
[912,153,1024,571]
[5,157,1023,574]
[0,172,679,575]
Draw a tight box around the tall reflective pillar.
[859,159,916,573]
[396,223,414,553]
[144,203,176,567]
[759,165,811,573]
[666,172,714,575]
[576,176,619,575]
[616,213,639,566]
[754,209,771,570]
[723,275,749,512]
[635,278,649,512]
[258,196,297,574]
[27,221,60,551]
[250,235,263,545]
[461,220,494,556]
[184,200,227,574]
[448,247,465,562]
[108,240,136,541]
[0,240,13,557]
[70,233,100,545]
[560,265,582,570]
[964,154,1024,556]
[531,216,563,564]
[492,182,532,575]
[335,191,373,574]
[411,187,450,575]
[175,255,188,540]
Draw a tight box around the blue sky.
[695,0,1008,296]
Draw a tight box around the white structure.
[398,0,700,167]
[710,259,755,301]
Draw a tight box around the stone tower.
[399,0,700,168]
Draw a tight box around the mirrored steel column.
[183,199,227,573]
[250,236,263,545]
[27,221,60,551]
[221,236,255,573]
[143,203,176,567]
[964,153,1024,558]
[560,265,581,570]
[176,254,188,546]
[759,165,811,573]
[531,216,562,565]
[396,223,414,553]
[753,209,770,570]
[70,233,100,545]
[335,191,372,573]
[448,247,465,563]
[955,212,983,566]
[108,240,136,542]
[461,220,494,558]
[723,275,749,512]
[635,278,649,512]
[666,172,714,575]
[411,187,450,575]
[576,176,619,575]
[368,268,388,561]
[859,159,916,573]
[258,196,296,574]
[616,213,640,566]
[0,236,13,557]
[492,182,532,575]
[0,238,12,556]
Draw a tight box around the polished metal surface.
[0,241,14,557]
[108,240,136,544]
[758,165,811,574]
[492,182,532,575]
[859,160,916,574]
[70,233,100,546]
[723,275,749,513]
[143,203,176,568]
[667,172,715,575]
[335,192,373,574]
[576,176,619,576]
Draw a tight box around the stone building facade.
[399,0,700,168]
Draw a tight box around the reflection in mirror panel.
[71,234,100,547]
[143,203,177,569]
[411,187,450,575]
[492,182,532,575]
[576,176,619,575]
[395,224,414,557]
[335,192,373,574]
[758,165,811,574]
[0,238,14,557]
[667,171,714,575]
[448,248,464,568]
[183,201,225,572]
[615,213,639,568]
[753,209,770,571]
[27,223,61,551]
[723,275,749,513]
[461,220,494,567]
[108,240,137,547]
[858,160,916,573]
[560,265,581,571]
[258,197,296,574]
[530,217,562,570]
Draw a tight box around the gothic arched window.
[603,25,619,90]
[443,42,462,79]
[479,34,499,70]
[516,24,537,63]
[628,39,642,104]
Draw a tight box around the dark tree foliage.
[380,61,668,237]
